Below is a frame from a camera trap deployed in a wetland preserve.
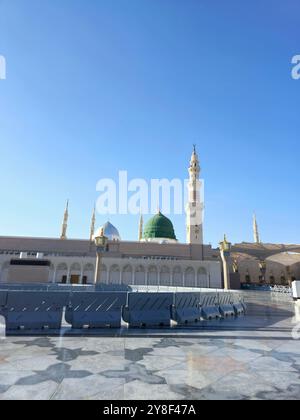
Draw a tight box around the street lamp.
[219,234,232,290]
[94,229,108,285]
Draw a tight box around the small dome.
[95,222,121,241]
[143,212,177,241]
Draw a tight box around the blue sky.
[0,0,299,246]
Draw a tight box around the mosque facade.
[0,148,223,288]
[0,146,298,289]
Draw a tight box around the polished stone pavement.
[0,291,299,400]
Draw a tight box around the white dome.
[95,221,121,241]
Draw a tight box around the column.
[207,273,210,289]
[52,267,57,284]
[94,253,101,285]
[67,267,71,284]
[220,252,230,290]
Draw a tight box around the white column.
[80,267,84,284]
[67,267,71,284]
[119,269,122,284]
[207,273,210,288]
[52,267,57,283]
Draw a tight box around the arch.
[197,267,207,288]
[122,264,133,285]
[160,266,171,286]
[100,264,107,284]
[70,262,82,285]
[109,264,120,284]
[173,266,183,287]
[70,263,81,272]
[148,265,158,286]
[280,274,287,286]
[83,263,94,284]
[134,265,146,285]
[55,263,68,283]
[185,267,195,288]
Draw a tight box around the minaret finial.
[138,210,144,241]
[60,200,69,240]
[193,144,196,153]
[89,204,96,242]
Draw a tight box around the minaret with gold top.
[253,213,260,244]
[186,145,203,244]
[60,200,69,240]
[90,205,96,242]
[138,211,144,242]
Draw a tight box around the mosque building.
[0,147,223,288]
[0,146,298,288]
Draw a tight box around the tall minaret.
[186,145,203,244]
[60,200,69,240]
[89,205,96,242]
[138,212,144,241]
[253,213,260,244]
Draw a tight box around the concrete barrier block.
[0,291,7,307]
[233,303,245,315]
[0,291,7,319]
[201,305,221,320]
[219,304,235,317]
[123,292,173,327]
[5,291,69,330]
[65,292,127,328]
[171,292,201,324]
[200,293,221,320]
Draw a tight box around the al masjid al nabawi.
[0,147,299,289]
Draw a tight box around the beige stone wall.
[7,266,50,283]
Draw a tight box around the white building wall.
[0,254,222,289]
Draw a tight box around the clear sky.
[0,0,299,247]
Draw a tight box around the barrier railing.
[0,284,245,333]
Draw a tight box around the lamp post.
[94,229,108,285]
[219,234,232,290]
[259,260,266,284]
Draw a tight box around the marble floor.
[0,291,299,400]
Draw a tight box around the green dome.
[143,212,177,240]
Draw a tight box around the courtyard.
[0,291,299,400]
